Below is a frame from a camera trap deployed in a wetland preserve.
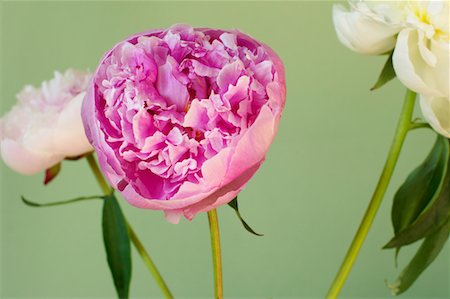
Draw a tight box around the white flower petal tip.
[420,94,450,138]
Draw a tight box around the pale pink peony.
[0,69,93,175]
[82,24,286,223]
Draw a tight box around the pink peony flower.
[1,69,93,175]
[82,24,286,223]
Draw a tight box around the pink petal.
[156,58,189,110]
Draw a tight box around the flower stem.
[85,153,174,299]
[409,122,431,131]
[326,90,417,298]
[86,154,111,195]
[208,209,223,299]
[126,220,174,299]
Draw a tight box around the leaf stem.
[85,153,174,299]
[208,209,223,299]
[326,90,417,298]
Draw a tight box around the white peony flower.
[0,69,93,175]
[333,0,449,138]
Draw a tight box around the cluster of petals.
[333,0,449,137]
[0,69,93,174]
[82,24,286,222]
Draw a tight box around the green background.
[1,1,448,298]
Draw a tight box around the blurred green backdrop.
[0,1,448,298]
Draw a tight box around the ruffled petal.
[156,57,189,111]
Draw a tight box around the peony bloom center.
[405,1,449,42]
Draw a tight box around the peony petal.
[183,99,209,129]
[164,210,182,224]
[219,33,238,51]
[223,76,250,107]
[191,60,220,77]
[132,107,157,148]
[0,138,61,175]
[225,105,276,183]
[217,60,244,91]
[53,92,94,156]
[420,94,450,138]
[393,29,449,97]
[167,127,183,145]
[83,85,126,188]
[417,30,437,67]
[156,57,189,111]
[332,4,399,55]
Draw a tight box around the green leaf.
[44,163,61,185]
[371,52,396,91]
[21,195,103,207]
[228,197,263,236]
[388,220,450,295]
[385,178,450,249]
[384,137,450,249]
[102,194,132,299]
[392,136,448,235]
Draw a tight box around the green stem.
[86,154,111,195]
[208,209,223,299]
[326,90,417,298]
[409,122,431,131]
[126,220,174,299]
[86,153,174,299]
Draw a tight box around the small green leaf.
[384,137,450,249]
[228,197,263,236]
[388,220,450,295]
[392,136,448,234]
[44,163,61,185]
[102,194,132,299]
[371,52,396,91]
[385,178,450,249]
[21,195,103,207]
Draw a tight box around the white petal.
[22,125,57,155]
[393,29,449,97]
[420,94,450,138]
[0,138,62,175]
[53,92,93,156]
[417,30,437,67]
[333,4,399,55]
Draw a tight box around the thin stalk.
[126,220,174,298]
[409,122,431,131]
[86,153,174,299]
[86,154,111,195]
[326,90,417,298]
[208,209,223,299]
